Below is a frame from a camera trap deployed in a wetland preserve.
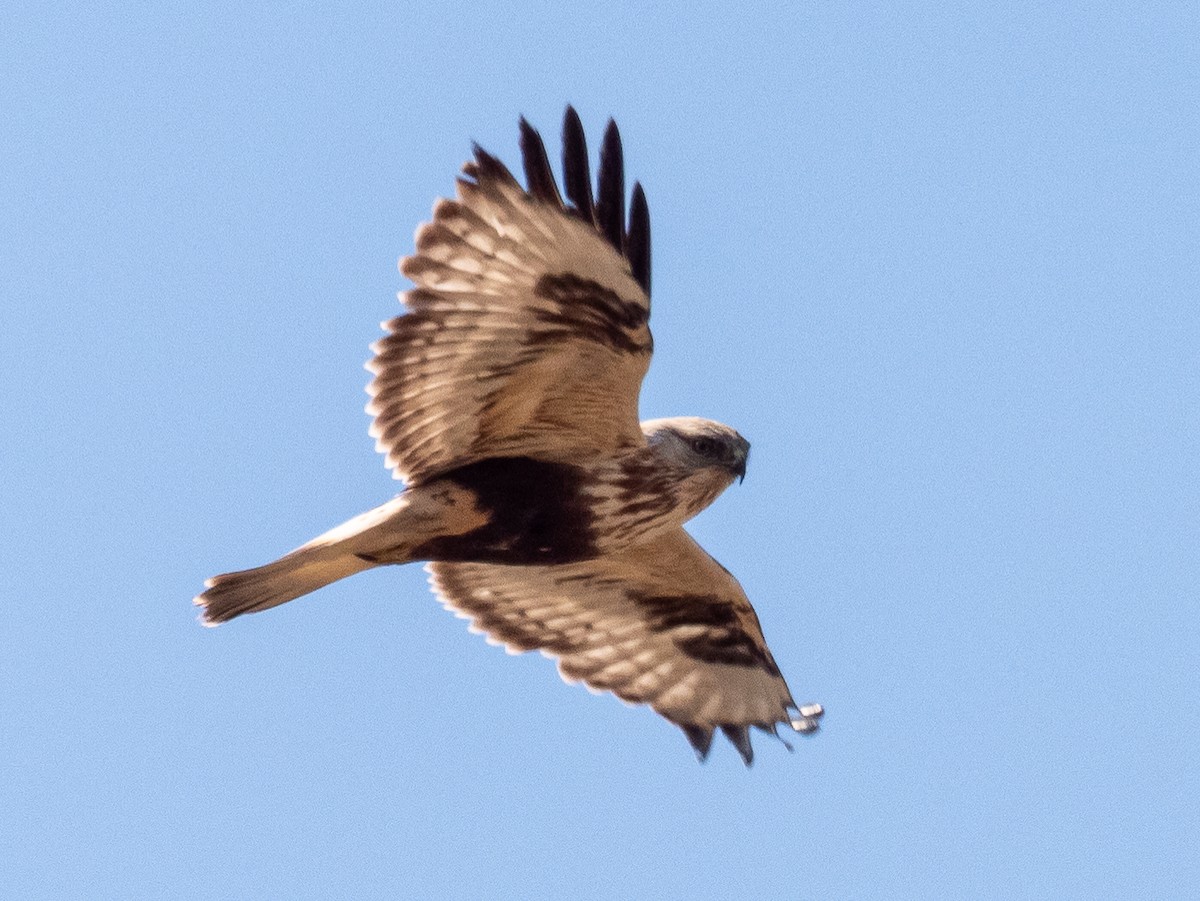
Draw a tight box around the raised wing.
[428,529,819,765]
[367,108,654,484]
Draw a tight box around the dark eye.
[689,437,718,457]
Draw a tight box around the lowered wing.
[429,529,821,765]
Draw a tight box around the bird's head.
[640,417,750,520]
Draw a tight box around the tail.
[195,484,489,625]
[195,494,417,625]
[195,545,373,625]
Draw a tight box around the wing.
[367,107,654,484]
[428,529,820,765]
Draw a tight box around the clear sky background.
[2,3,1196,899]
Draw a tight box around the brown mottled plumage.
[195,108,822,764]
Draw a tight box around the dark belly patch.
[411,456,597,564]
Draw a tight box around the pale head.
[640,417,750,520]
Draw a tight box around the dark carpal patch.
[412,457,598,565]
[532,273,651,356]
[631,592,782,676]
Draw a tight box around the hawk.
[195,108,823,765]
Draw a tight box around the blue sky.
[2,3,1196,899]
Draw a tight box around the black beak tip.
[728,434,750,483]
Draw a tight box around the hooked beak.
[730,436,750,483]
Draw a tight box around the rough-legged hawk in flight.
[195,108,823,765]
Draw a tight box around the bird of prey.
[195,108,823,765]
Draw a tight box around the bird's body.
[196,109,823,764]
[200,420,745,613]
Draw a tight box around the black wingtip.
[469,142,515,185]
[561,106,595,222]
[682,725,715,762]
[627,181,651,296]
[518,116,561,206]
[720,725,755,767]
[596,118,625,252]
[512,108,651,298]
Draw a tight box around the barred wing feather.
[367,109,653,484]
[429,529,809,764]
